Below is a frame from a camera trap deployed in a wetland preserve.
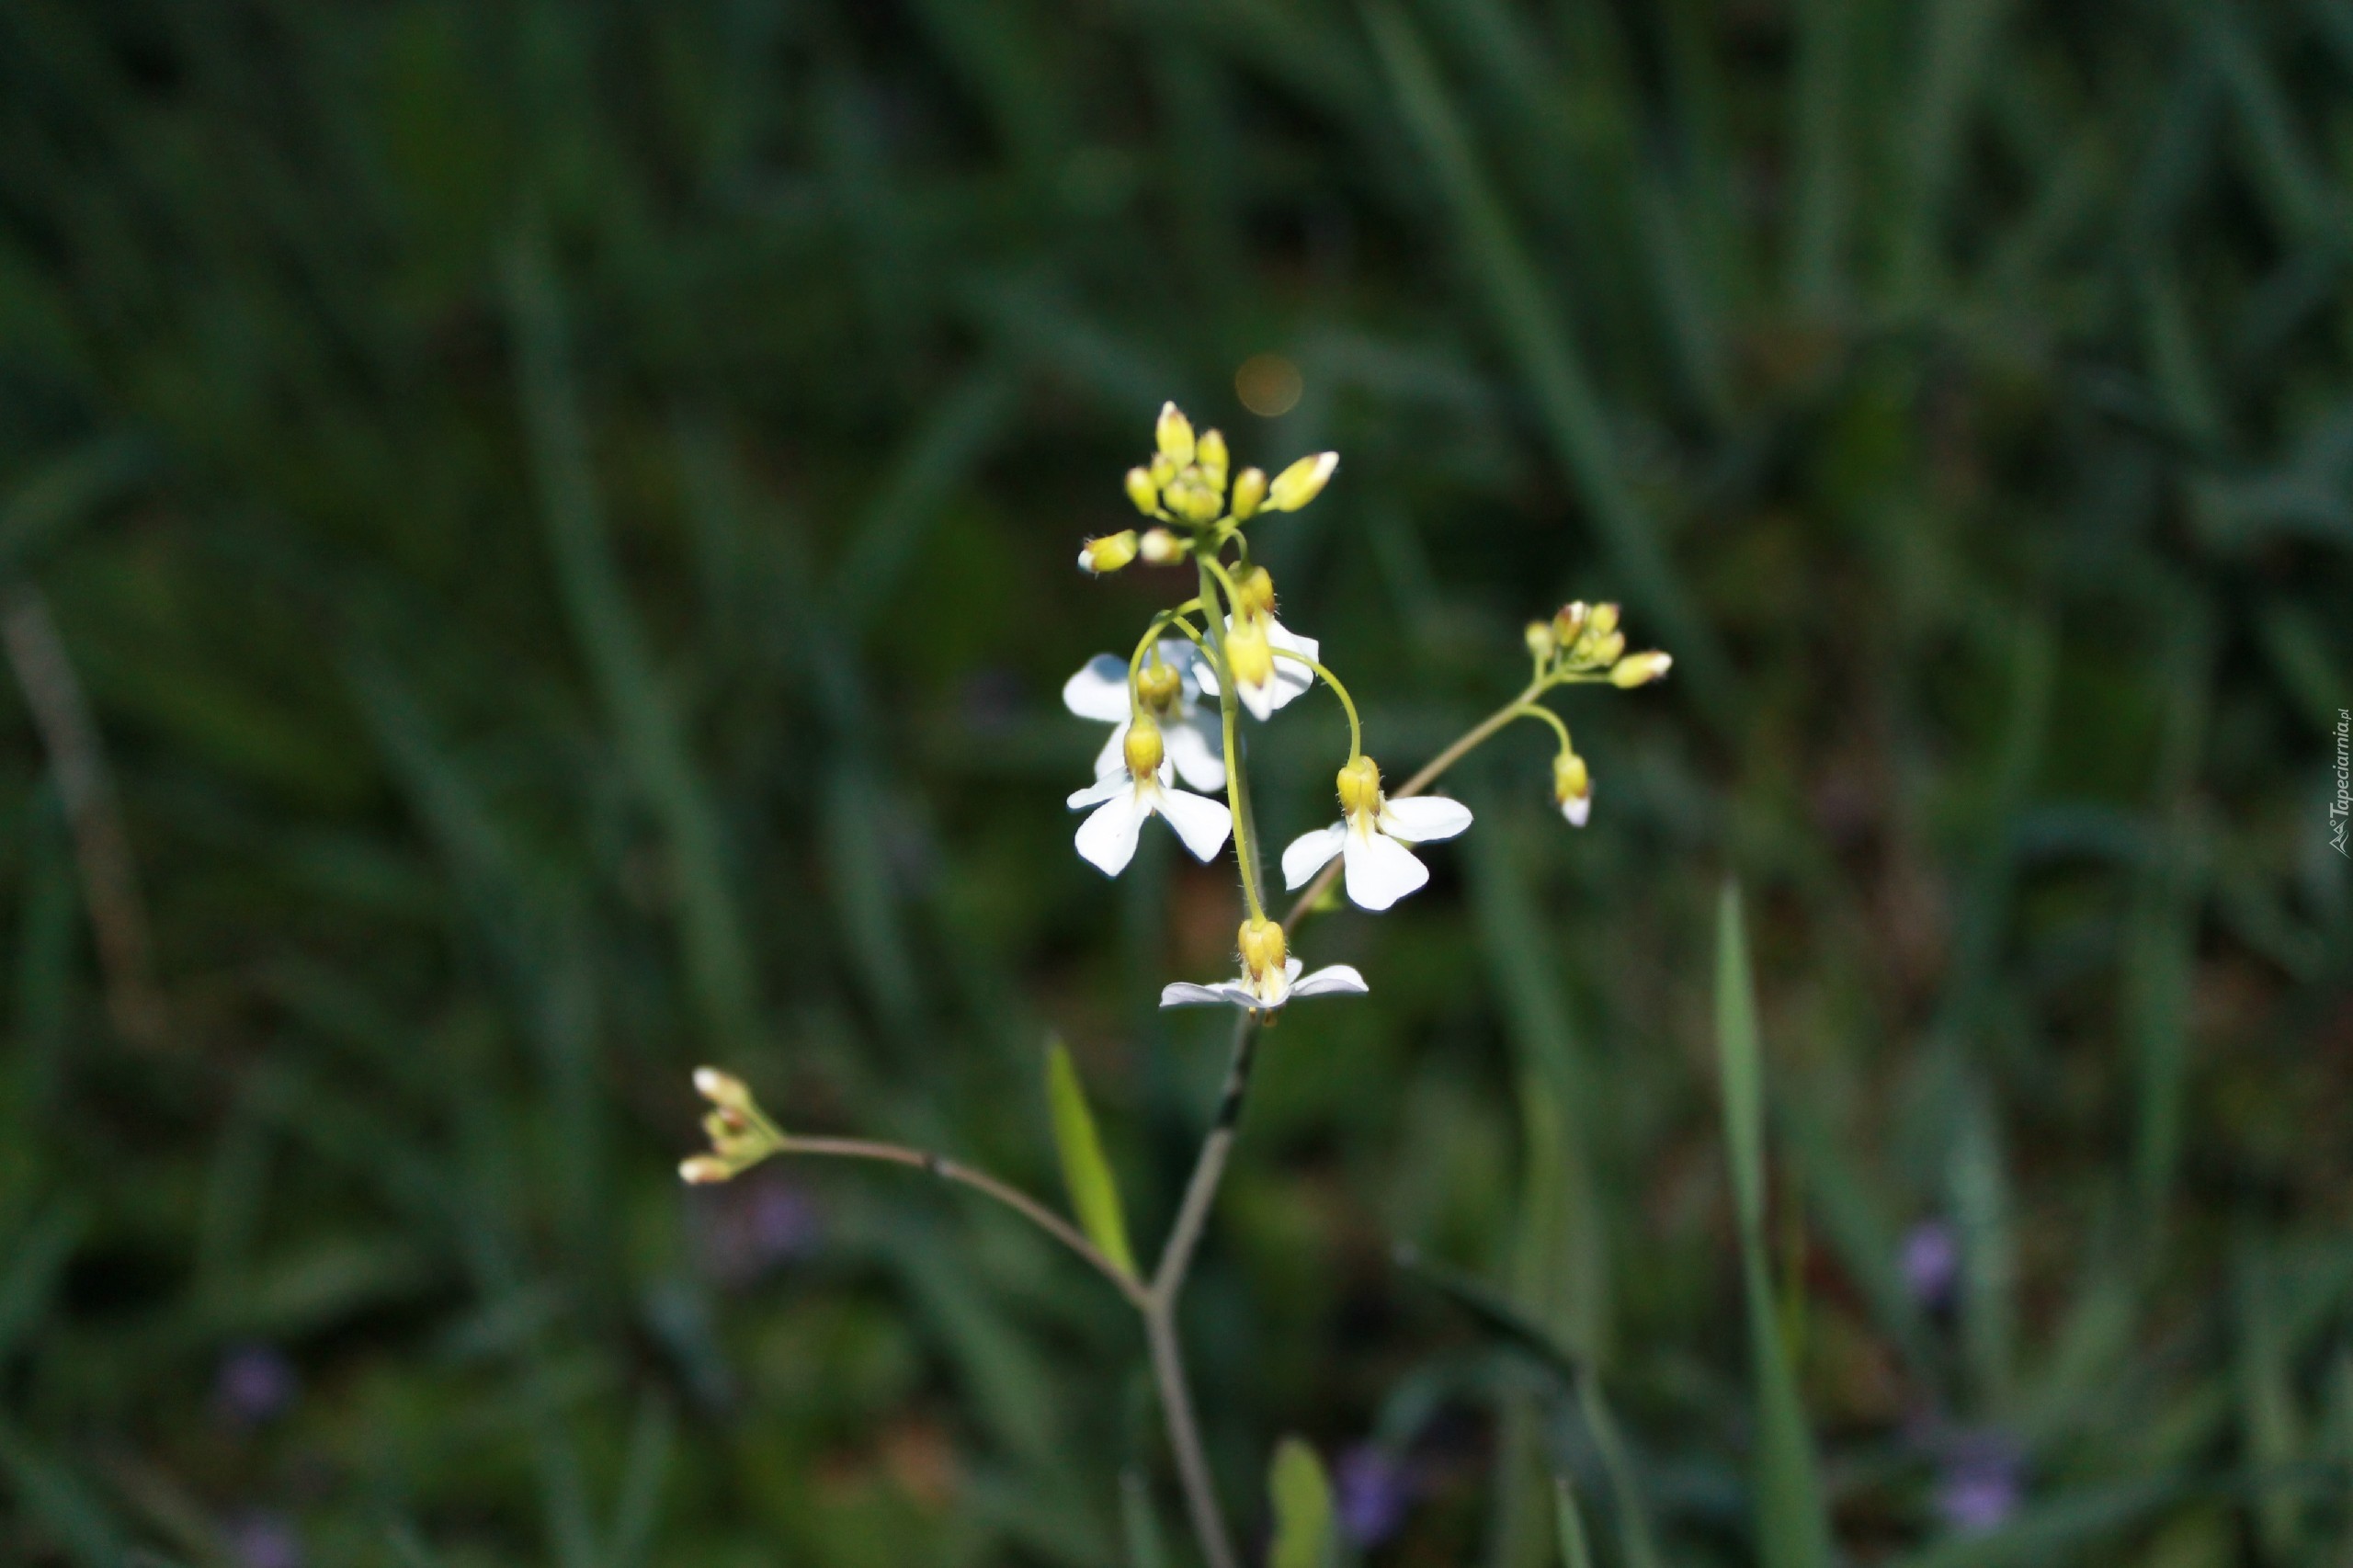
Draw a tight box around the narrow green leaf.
[1267,1437,1334,1568]
[1553,1475,1595,1568]
[1717,882,1836,1568]
[1046,1040,1137,1280]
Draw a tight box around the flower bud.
[1586,602,1620,640]
[679,1155,733,1185]
[1156,401,1196,467]
[1266,451,1338,512]
[1125,467,1161,517]
[1230,467,1268,519]
[1079,530,1139,575]
[1149,452,1178,488]
[1552,752,1592,827]
[1164,475,1222,524]
[1225,617,1273,689]
[1336,754,1382,817]
[1552,601,1588,643]
[1608,651,1673,688]
[1124,712,1165,777]
[1139,527,1182,563]
[694,1066,751,1112]
[1237,915,1288,981]
[1233,565,1277,619]
[1197,427,1229,487]
[1135,659,1182,711]
[1587,631,1625,666]
[1525,619,1557,661]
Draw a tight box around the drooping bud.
[694,1066,751,1112]
[1233,565,1277,619]
[1336,754,1382,818]
[1124,712,1165,777]
[1237,916,1288,981]
[1079,530,1140,575]
[1197,427,1230,488]
[1552,752,1591,827]
[1230,467,1268,519]
[1608,651,1673,688]
[1156,401,1196,467]
[1266,451,1338,512]
[1135,659,1182,712]
[1125,467,1161,517]
[1525,619,1557,662]
[1225,616,1273,690]
[679,1155,733,1185]
[1139,527,1182,563]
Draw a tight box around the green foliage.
[1045,1039,1137,1282]
[0,0,2346,1563]
[1267,1437,1334,1568]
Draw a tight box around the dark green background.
[1,1,2348,1564]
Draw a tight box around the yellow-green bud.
[1237,915,1287,980]
[1197,428,1229,487]
[1164,475,1222,524]
[1588,630,1625,666]
[1125,466,1160,516]
[1079,530,1139,574]
[1230,467,1267,519]
[1608,651,1673,688]
[1336,754,1382,817]
[1149,452,1177,488]
[1135,660,1182,712]
[693,1066,751,1112]
[1525,620,1557,661]
[1225,616,1273,689]
[1155,401,1196,467]
[679,1154,733,1185]
[1552,601,1588,643]
[1586,602,1620,640]
[1139,527,1182,563]
[1266,451,1338,512]
[1233,565,1277,619]
[1552,752,1591,826]
[1124,712,1165,776]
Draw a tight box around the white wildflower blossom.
[1063,642,1225,792]
[1280,756,1472,912]
[1066,715,1232,876]
[1160,917,1367,1012]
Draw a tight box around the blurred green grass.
[0,0,2348,1564]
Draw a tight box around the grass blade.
[1045,1038,1138,1281]
[1268,1437,1335,1568]
[1553,1474,1595,1568]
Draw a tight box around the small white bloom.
[1194,614,1317,721]
[1281,756,1472,912]
[1066,754,1232,877]
[1159,916,1367,1012]
[1063,643,1226,791]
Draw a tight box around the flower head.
[1281,756,1472,911]
[1160,916,1368,1012]
[1063,642,1225,791]
[1067,738,1233,876]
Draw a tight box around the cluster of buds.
[1077,403,1337,577]
[1523,601,1671,687]
[679,1068,787,1185]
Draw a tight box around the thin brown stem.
[1148,1301,1239,1568]
[775,1136,1149,1310]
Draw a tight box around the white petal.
[1067,773,1130,809]
[1236,676,1277,722]
[1289,963,1370,998]
[1074,791,1148,875]
[1260,619,1319,709]
[1342,824,1429,911]
[1063,655,1133,722]
[1160,982,1237,1008]
[1561,792,1591,827]
[1380,795,1473,845]
[1165,718,1227,792]
[1092,722,1130,780]
[1153,787,1233,863]
[1281,823,1347,890]
[1193,658,1219,698]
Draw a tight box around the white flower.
[1066,716,1232,876]
[1159,917,1367,1012]
[1281,756,1472,912]
[1553,752,1592,827]
[1062,642,1226,792]
[1194,614,1317,721]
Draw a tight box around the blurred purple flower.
[1936,1432,2023,1535]
[693,1171,823,1288]
[1335,1444,1413,1548]
[212,1344,298,1426]
[223,1512,303,1568]
[1902,1221,1959,1312]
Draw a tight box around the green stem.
[1197,560,1266,922]
[1515,700,1574,756]
[1129,599,1208,687]
[1272,649,1362,758]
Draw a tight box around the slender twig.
[0,586,169,1049]
[772,1136,1150,1310]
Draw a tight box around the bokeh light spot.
[1235,353,1302,416]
